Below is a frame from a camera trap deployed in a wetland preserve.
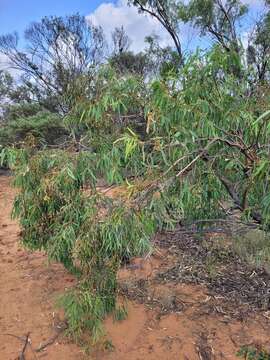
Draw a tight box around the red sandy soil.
[0,174,270,360]
[0,175,85,360]
[101,263,270,360]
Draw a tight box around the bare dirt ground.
[100,257,270,360]
[0,175,84,360]
[1,174,270,360]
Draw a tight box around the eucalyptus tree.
[109,51,151,77]
[110,26,150,77]
[0,71,12,123]
[0,14,107,113]
[178,0,248,54]
[129,0,184,64]
[0,70,13,103]
[8,48,270,340]
[247,7,270,83]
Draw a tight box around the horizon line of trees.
[0,1,269,121]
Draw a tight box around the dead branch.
[176,138,219,178]
[18,332,30,360]
[35,322,68,353]
[2,333,37,360]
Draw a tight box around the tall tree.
[247,7,270,82]
[0,70,13,122]
[111,26,131,54]
[129,0,184,64]
[178,0,248,53]
[145,35,180,77]
[0,14,107,113]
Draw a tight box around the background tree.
[247,7,270,83]
[0,14,107,113]
[178,0,248,53]
[0,72,33,123]
[109,51,150,77]
[129,0,184,64]
[145,35,180,77]
[0,70,13,104]
[111,26,131,54]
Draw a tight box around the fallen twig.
[35,322,68,353]
[3,333,37,360]
[18,332,30,360]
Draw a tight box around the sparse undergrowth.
[233,230,270,272]
[118,229,270,317]
[237,346,270,360]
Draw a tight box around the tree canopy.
[0,14,107,113]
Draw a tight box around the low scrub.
[0,110,67,148]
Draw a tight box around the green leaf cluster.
[9,47,270,341]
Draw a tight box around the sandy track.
[0,175,84,360]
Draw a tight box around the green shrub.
[237,346,270,359]
[233,230,270,272]
[12,148,152,340]
[0,110,67,147]
[11,49,270,342]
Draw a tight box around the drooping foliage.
[3,45,269,341]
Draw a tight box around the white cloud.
[0,53,22,79]
[86,0,262,54]
[0,53,10,70]
[87,0,173,53]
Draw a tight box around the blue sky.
[0,0,266,59]
[0,0,265,37]
[0,0,112,35]
[0,0,178,54]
